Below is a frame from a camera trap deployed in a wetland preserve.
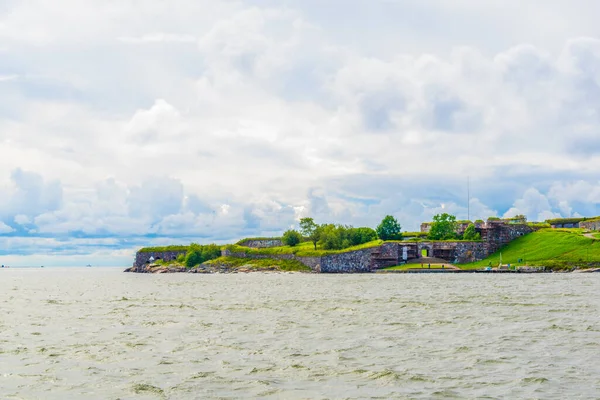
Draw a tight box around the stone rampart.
[580,220,600,231]
[482,222,533,255]
[134,250,187,268]
[320,248,374,273]
[222,246,378,273]
[237,239,283,248]
[221,248,323,272]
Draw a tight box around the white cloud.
[2,1,600,262]
[118,33,197,44]
[0,221,14,233]
[503,188,562,222]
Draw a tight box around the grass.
[236,237,282,244]
[138,245,189,253]
[527,222,551,229]
[545,217,587,225]
[402,232,428,238]
[383,263,452,271]
[459,228,600,270]
[204,257,312,272]
[227,240,384,257]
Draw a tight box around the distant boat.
[86,264,92,267]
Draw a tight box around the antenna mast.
[467,176,470,222]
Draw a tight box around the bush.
[462,224,481,241]
[348,227,378,246]
[282,229,302,246]
[184,243,222,268]
[319,224,350,250]
[316,224,379,250]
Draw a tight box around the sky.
[1,0,600,266]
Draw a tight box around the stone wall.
[134,250,187,268]
[320,248,374,273]
[221,248,323,272]
[551,222,580,229]
[481,222,533,255]
[222,246,379,273]
[580,220,600,231]
[443,242,487,264]
[237,239,283,248]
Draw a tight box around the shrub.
[348,227,378,245]
[184,243,222,268]
[462,224,481,241]
[282,229,302,246]
[319,224,350,250]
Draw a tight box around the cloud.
[2,1,600,264]
[503,188,562,221]
[118,33,197,44]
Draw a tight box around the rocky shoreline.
[124,263,308,274]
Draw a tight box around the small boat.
[86,264,92,268]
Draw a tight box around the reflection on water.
[0,268,599,399]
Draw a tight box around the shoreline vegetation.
[129,215,600,274]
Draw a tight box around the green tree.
[300,217,321,250]
[184,243,203,267]
[282,229,302,246]
[318,224,352,250]
[348,227,378,246]
[201,244,222,261]
[376,215,403,240]
[428,213,458,240]
[184,243,221,268]
[462,223,481,241]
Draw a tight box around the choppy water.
[0,268,599,399]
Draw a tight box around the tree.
[428,213,458,240]
[348,227,378,246]
[201,244,222,261]
[462,223,481,241]
[299,217,321,250]
[184,243,204,267]
[282,229,302,246]
[376,215,403,240]
[184,243,222,268]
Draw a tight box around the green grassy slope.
[205,257,312,272]
[225,240,384,257]
[460,229,600,269]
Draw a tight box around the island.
[125,214,600,274]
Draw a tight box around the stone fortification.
[320,249,374,273]
[221,241,487,273]
[237,239,283,248]
[480,222,533,255]
[131,221,536,273]
[580,220,600,231]
[134,250,187,269]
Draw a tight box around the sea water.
[0,268,599,399]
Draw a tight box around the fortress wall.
[237,239,283,248]
[580,220,600,231]
[320,248,374,273]
[134,251,187,269]
[483,223,533,255]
